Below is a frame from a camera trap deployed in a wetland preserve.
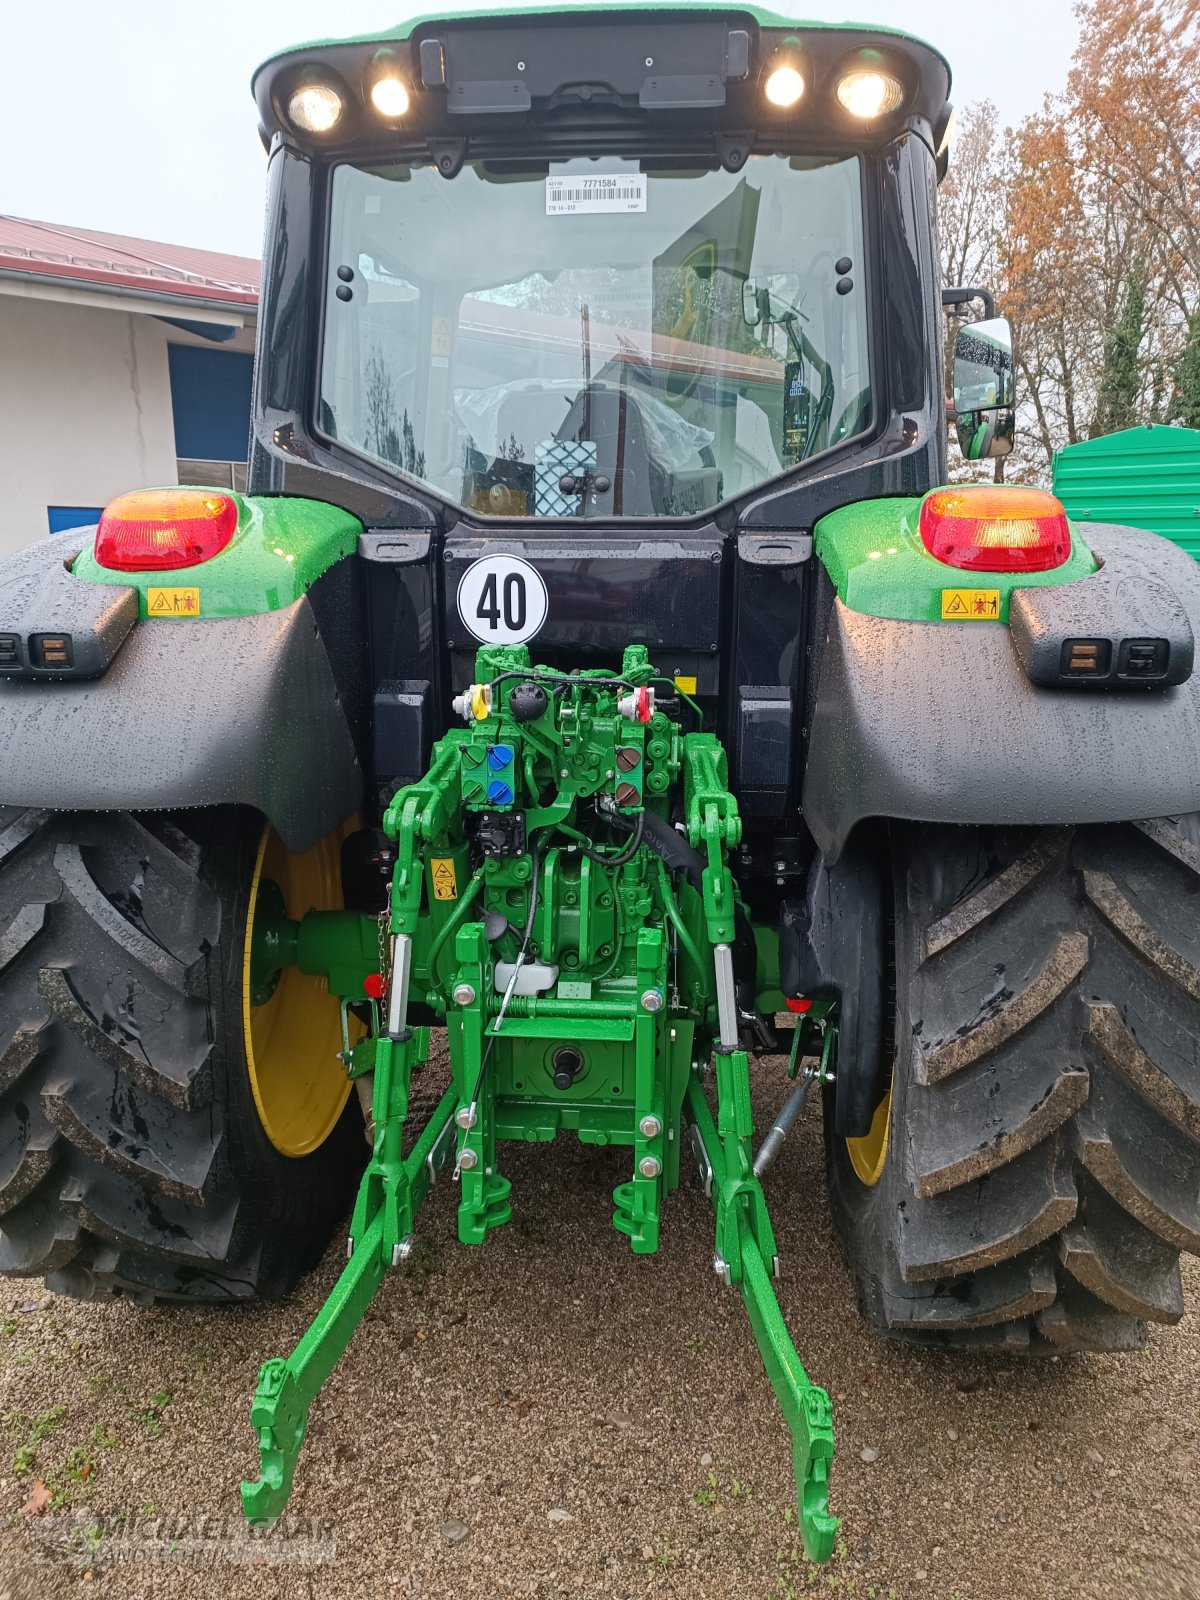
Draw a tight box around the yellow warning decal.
[674,675,698,695]
[147,587,201,617]
[432,317,453,359]
[430,857,458,901]
[940,588,1000,621]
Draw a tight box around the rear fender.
[0,513,363,853]
[804,518,1200,861]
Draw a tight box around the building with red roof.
[0,216,261,556]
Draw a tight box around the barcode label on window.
[546,174,647,215]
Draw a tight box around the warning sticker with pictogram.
[147,587,201,617]
[432,317,452,366]
[430,857,458,901]
[940,588,1000,621]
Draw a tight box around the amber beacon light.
[919,486,1072,573]
[93,489,239,572]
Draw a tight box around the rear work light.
[919,486,1071,574]
[94,490,238,572]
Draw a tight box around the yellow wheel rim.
[845,1079,892,1187]
[242,820,355,1157]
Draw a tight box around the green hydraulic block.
[684,1073,837,1564]
[240,1082,458,1527]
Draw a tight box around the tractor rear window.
[319,153,869,518]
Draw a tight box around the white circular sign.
[456,554,548,646]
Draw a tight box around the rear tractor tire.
[825,819,1200,1350]
[0,807,364,1303]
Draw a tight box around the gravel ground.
[1,1051,1197,1600]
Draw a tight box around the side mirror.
[743,280,795,330]
[952,315,1015,460]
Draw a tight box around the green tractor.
[2,5,1199,1562]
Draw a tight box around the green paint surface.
[814,495,1098,623]
[1053,423,1200,557]
[257,4,947,84]
[73,492,361,619]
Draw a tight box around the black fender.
[0,538,362,854]
[779,832,887,1138]
[802,524,1200,862]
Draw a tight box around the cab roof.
[252,5,952,155]
[257,4,950,77]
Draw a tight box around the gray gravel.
[1,1054,1197,1600]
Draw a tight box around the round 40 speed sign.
[457,553,549,646]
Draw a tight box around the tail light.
[94,489,238,572]
[919,486,1071,574]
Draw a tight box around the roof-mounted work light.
[764,64,805,107]
[369,75,410,117]
[287,82,343,133]
[836,68,905,118]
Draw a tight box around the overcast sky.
[2,1,1078,259]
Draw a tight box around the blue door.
[47,506,105,534]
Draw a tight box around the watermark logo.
[24,1512,337,1570]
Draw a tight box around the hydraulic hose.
[655,859,708,991]
[622,812,758,1006]
[579,806,646,868]
[609,807,705,889]
[428,868,485,991]
[459,844,540,1136]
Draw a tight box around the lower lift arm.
[680,777,837,1562]
[685,1073,837,1562]
[240,1062,457,1525]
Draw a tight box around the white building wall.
[0,292,255,559]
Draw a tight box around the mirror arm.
[942,285,996,320]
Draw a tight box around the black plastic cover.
[729,533,812,822]
[374,679,432,791]
[0,533,136,681]
[735,687,793,821]
[442,529,723,660]
[803,525,1200,862]
[419,17,743,114]
[1009,544,1194,688]
[0,593,362,854]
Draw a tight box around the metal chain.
[376,909,392,991]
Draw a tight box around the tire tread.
[0,808,361,1304]
[826,819,1200,1350]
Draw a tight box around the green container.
[1052,424,1200,557]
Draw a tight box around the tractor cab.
[250,6,956,530]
